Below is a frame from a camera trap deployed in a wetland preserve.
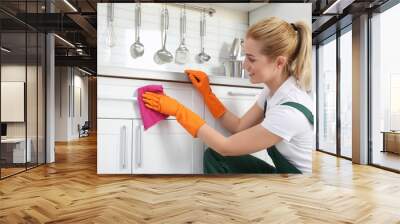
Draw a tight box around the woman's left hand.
[142,91,206,137]
[142,92,181,117]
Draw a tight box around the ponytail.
[290,21,312,91]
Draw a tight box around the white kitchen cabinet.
[97,77,204,174]
[204,85,270,163]
[97,118,133,174]
[132,119,203,174]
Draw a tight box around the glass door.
[370,3,400,171]
[317,36,337,155]
[1,31,28,178]
[0,0,47,179]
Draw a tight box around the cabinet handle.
[136,124,143,167]
[120,125,127,169]
[98,96,137,101]
[227,91,257,97]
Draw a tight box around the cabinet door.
[97,119,132,174]
[132,119,203,174]
[97,77,204,174]
[204,86,269,162]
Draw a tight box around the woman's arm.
[185,70,264,133]
[197,123,282,156]
[218,103,265,134]
[142,92,277,156]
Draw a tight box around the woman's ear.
[275,56,288,70]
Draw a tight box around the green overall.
[203,100,314,174]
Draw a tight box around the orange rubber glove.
[142,92,205,137]
[185,69,226,118]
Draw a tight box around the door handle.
[120,125,127,169]
[136,124,143,167]
[227,91,257,97]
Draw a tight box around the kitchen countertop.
[97,66,264,89]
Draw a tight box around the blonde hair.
[246,17,312,91]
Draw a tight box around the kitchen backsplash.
[97,3,248,76]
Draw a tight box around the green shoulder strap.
[280,102,314,125]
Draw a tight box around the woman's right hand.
[184,69,212,96]
[184,69,226,119]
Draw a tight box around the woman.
[143,17,313,174]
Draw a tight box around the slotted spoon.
[175,6,189,64]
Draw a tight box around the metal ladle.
[175,6,189,64]
[130,3,144,58]
[197,10,210,63]
[154,5,173,64]
[106,3,115,47]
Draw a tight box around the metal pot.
[229,38,244,60]
[224,60,245,78]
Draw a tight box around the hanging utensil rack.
[167,3,216,17]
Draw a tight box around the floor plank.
[1,135,400,223]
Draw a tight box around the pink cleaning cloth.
[137,85,169,130]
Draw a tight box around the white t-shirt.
[256,76,314,173]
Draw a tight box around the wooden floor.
[1,135,400,223]
[1,167,26,178]
[372,150,400,171]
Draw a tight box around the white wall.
[97,3,248,76]
[1,65,36,138]
[71,73,89,138]
[55,67,69,141]
[55,67,89,141]
[249,3,312,27]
